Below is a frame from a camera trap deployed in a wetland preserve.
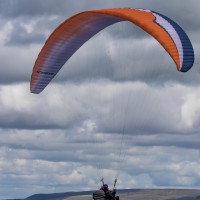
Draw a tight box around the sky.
[0,0,200,199]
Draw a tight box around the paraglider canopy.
[30,8,194,94]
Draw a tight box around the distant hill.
[3,189,138,200]
[25,190,92,200]
[24,189,138,200]
[4,189,200,200]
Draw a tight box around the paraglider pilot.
[100,184,117,200]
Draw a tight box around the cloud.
[0,1,199,86]
[1,80,200,141]
[5,21,45,46]
[2,135,200,198]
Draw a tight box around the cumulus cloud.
[0,0,199,85]
[1,79,200,198]
[2,81,200,134]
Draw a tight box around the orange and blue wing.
[30,8,194,94]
